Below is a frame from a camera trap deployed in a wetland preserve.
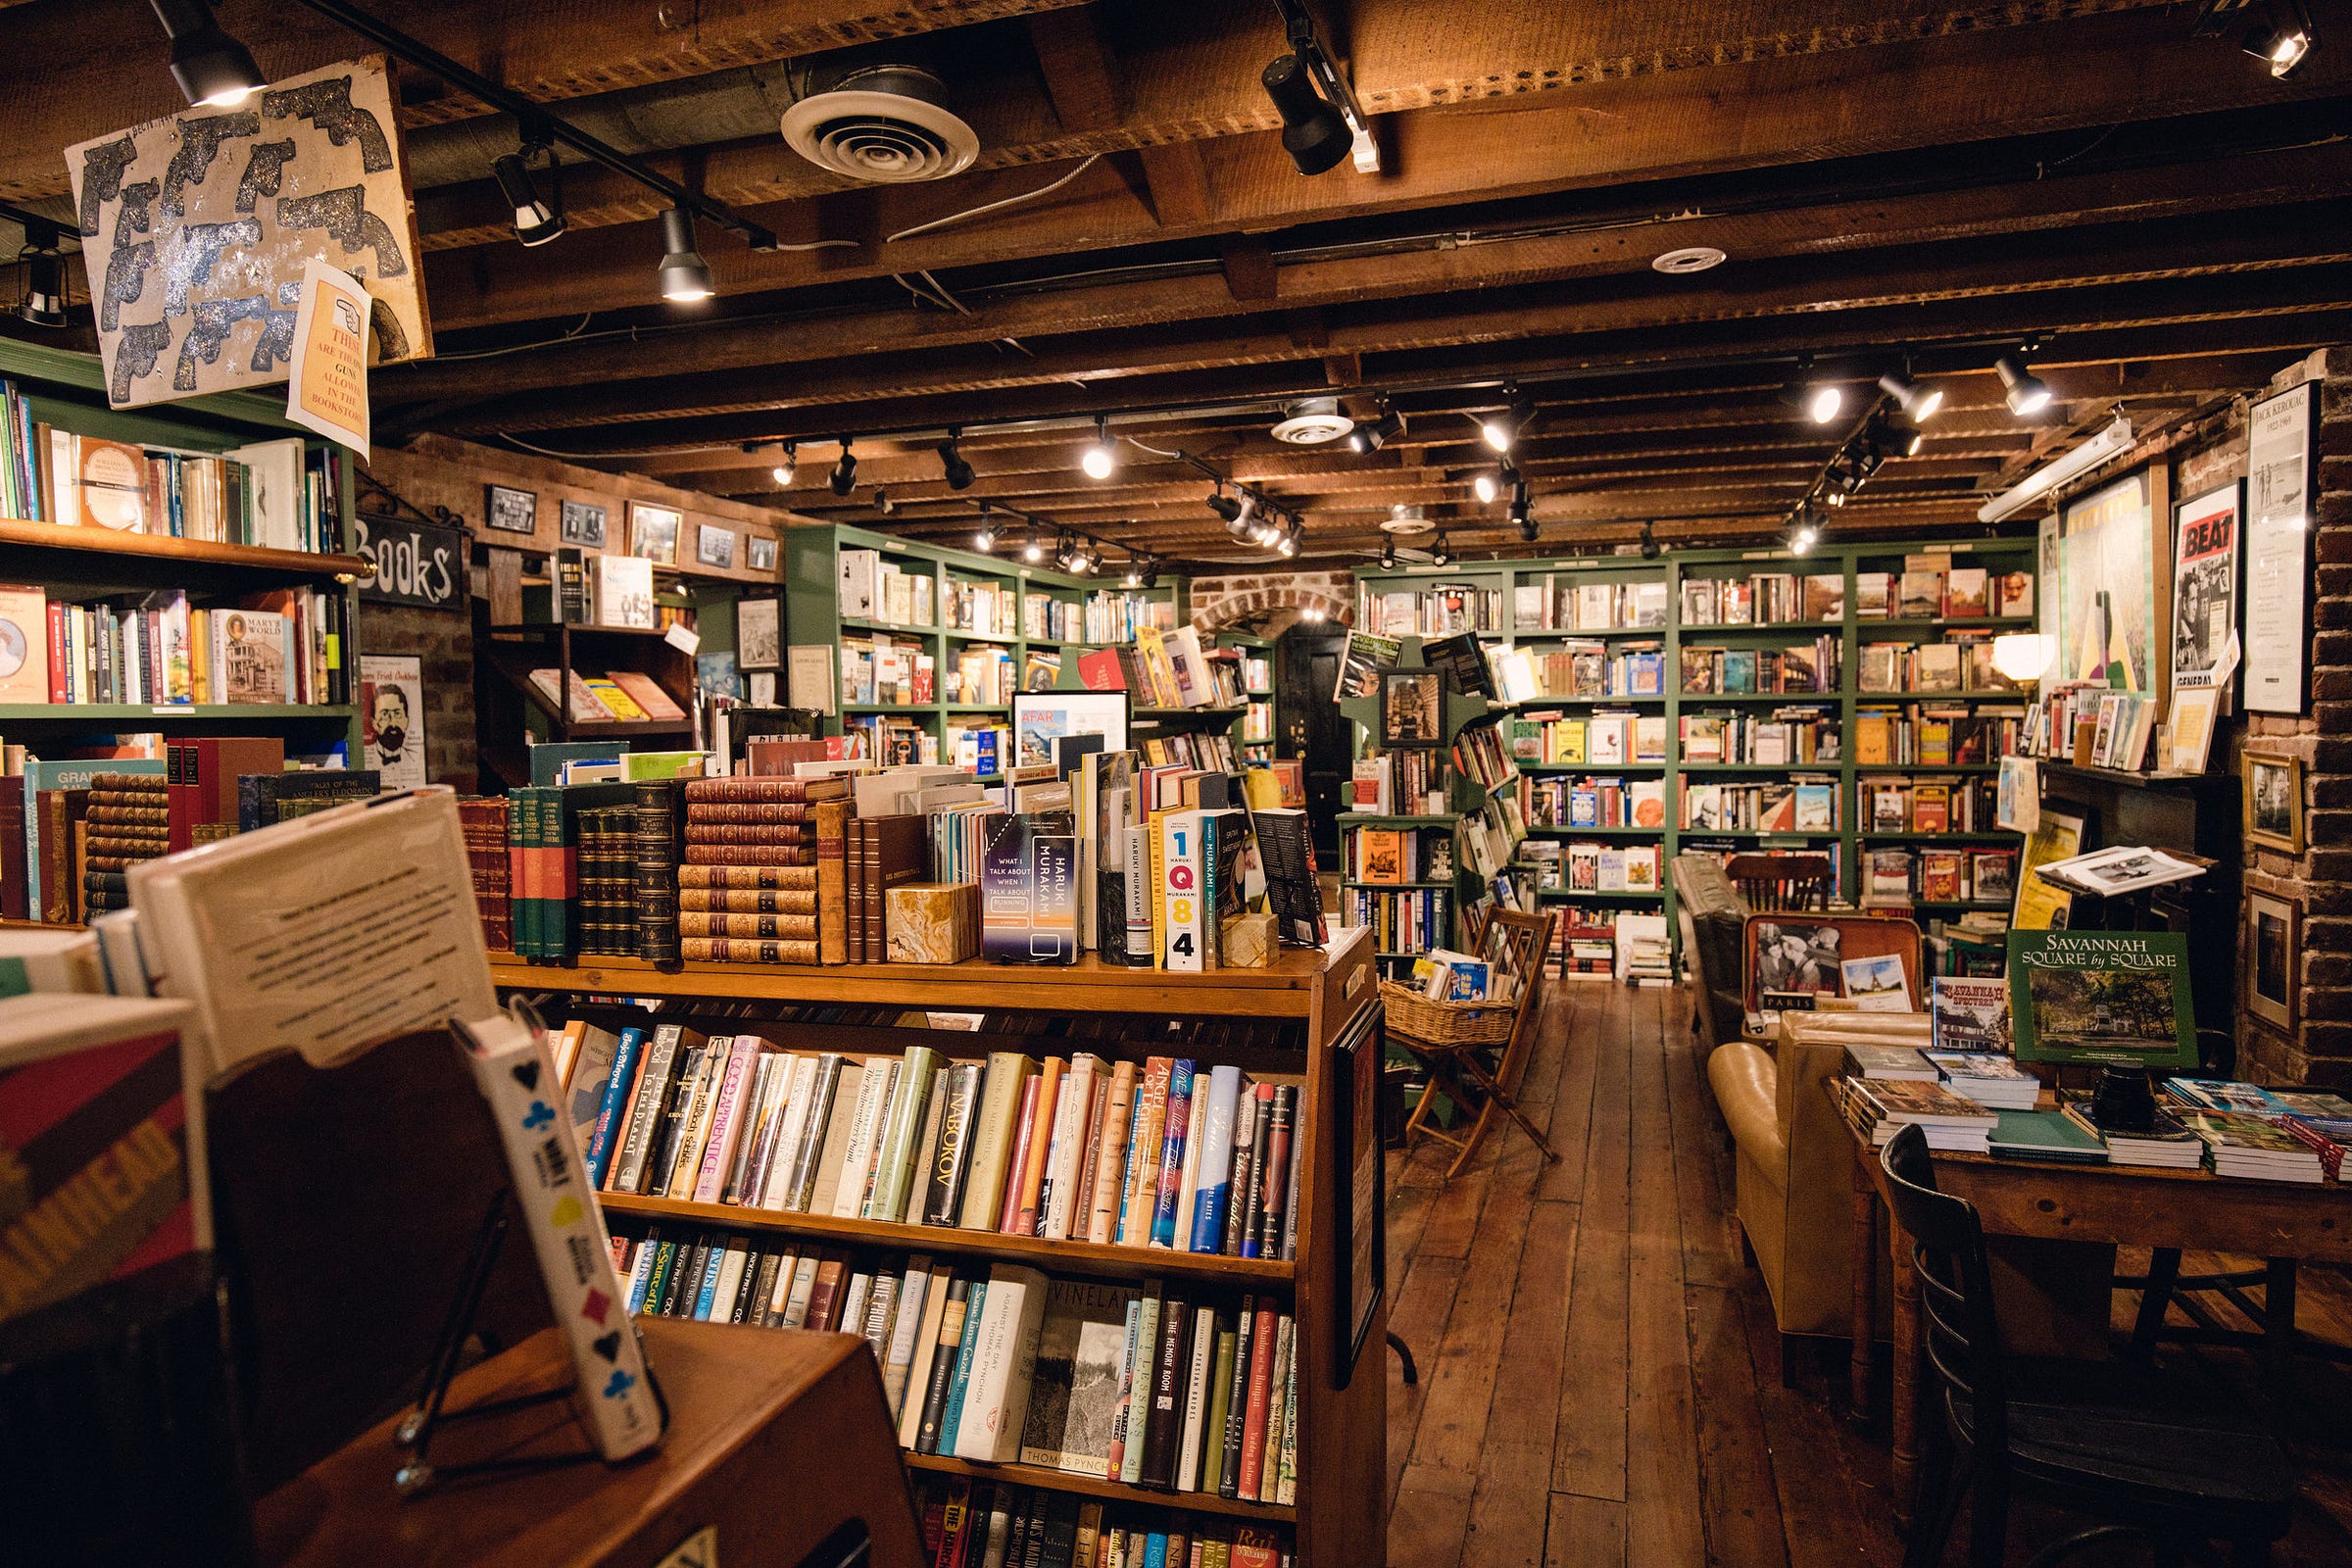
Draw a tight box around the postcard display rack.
[490,931,1388,1568]
[0,338,367,761]
[784,523,1195,769]
[1337,636,1522,966]
[1353,540,2038,963]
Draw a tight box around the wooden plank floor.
[1381,980,2352,1567]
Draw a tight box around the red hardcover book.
[998,1072,1045,1233]
[1077,648,1127,691]
[188,735,285,827]
[1234,1298,1280,1500]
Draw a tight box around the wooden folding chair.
[1398,908,1559,1177]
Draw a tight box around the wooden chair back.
[1726,853,1834,911]
[206,1030,550,1496]
[1678,905,1721,1047]
[1880,1125,2011,1463]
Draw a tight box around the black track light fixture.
[1429,532,1453,568]
[829,438,858,496]
[1207,484,1243,524]
[1349,404,1404,455]
[1123,554,1149,589]
[770,441,797,487]
[1079,414,1117,480]
[492,138,565,248]
[872,486,895,516]
[973,504,998,553]
[1876,368,1943,423]
[1022,530,1046,564]
[1261,53,1351,176]
[16,220,66,329]
[657,206,713,303]
[1509,482,1537,543]
[2211,0,2317,74]
[1473,470,1501,506]
[937,426,976,490]
[1379,535,1397,569]
[151,0,265,108]
[1482,385,1537,454]
[1995,352,2053,416]
[1640,520,1662,562]
[1785,514,1822,557]
[1780,355,1843,424]
[1275,521,1301,560]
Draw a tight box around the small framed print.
[2248,891,2299,1030]
[560,498,607,548]
[748,534,777,573]
[2245,750,2304,853]
[630,502,681,565]
[484,483,537,534]
[696,522,736,570]
[1381,669,1443,746]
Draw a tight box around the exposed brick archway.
[1189,570,1355,633]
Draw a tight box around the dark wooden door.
[1277,623,1350,864]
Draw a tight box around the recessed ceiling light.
[1651,245,1727,275]
[1381,504,1434,536]
[1271,396,1354,445]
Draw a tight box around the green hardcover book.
[1200,1323,1239,1495]
[642,1236,680,1316]
[937,1278,989,1450]
[517,787,544,958]
[867,1046,941,1224]
[2007,928,2197,1069]
[1989,1108,2109,1162]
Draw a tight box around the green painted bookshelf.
[1351,537,2040,962]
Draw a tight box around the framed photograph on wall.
[737,597,781,669]
[2247,891,2299,1030]
[2244,750,2304,853]
[629,502,681,565]
[748,535,777,573]
[1381,669,1443,745]
[696,522,735,569]
[1010,691,1129,771]
[560,498,607,548]
[2171,480,2241,703]
[2245,380,2317,712]
[2056,467,2162,695]
[484,483,537,534]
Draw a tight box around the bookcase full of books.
[0,340,368,929]
[786,524,1197,776]
[1352,539,2038,975]
[493,931,1385,1568]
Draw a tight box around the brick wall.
[2237,346,2352,1086]
[1190,569,1355,633]
[356,600,476,793]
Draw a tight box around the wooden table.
[1841,1107,2352,1521]
[257,1318,926,1568]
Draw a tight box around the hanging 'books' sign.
[67,55,430,409]
[2007,929,2197,1068]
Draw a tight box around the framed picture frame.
[2244,750,2304,853]
[1381,668,1443,746]
[696,522,735,569]
[2245,380,2317,712]
[559,498,607,548]
[1009,691,1129,771]
[629,502,681,565]
[737,597,780,669]
[2056,466,2166,697]
[748,534,777,573]
[484,483,537,535]
[2247,891,2299,1030]
[2170,479,2241,704]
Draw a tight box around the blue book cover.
[938,1278,989,1447]
[1188,1065,1244,1252]
[693,1244,728,1320]
[1150,1059,1197,1249]
[1143,1534,1167,1568]
[585,1026,646,1187]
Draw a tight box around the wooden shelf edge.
[0,516,368,579]
[601,1192,1294,1286]
[900,1452,1296,1523]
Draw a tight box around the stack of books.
[1922,1051,2040,1109]
[2177,1110,2327,1183]
[1841,1043,1936,1082]
[908,1480,1285,1568]
[1841,1078,1997,1152]
[2059,1098,2203,1168]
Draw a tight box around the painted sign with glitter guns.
[65,53,431,410]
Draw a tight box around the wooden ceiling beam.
[403,9,2347,332]
[0,0,1096,204]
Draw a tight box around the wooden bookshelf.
[496,930,1381,1568]
[602,1191,1296,1287]
[0,702,355,724]
[0,517,369,583]
[903,1452,1296,1523]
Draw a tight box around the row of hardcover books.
[571,1023,1304,1262]
[617,1235,1299,1508]
[908,1477,1288,1568]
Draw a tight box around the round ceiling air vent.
[1381,505,1434,536]
[1270,397,1354,446]
[780,63,980,183]
[1652,245,1727,275]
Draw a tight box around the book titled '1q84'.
[459,1011,664,1461]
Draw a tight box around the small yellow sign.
[285,257,372,458]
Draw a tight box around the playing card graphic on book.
[459,1010,663,1461]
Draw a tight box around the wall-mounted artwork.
[2056,469,2158,694]
[560,499,607,548]
[66,54,429,410]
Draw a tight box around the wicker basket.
[1379,979,1518,1050]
